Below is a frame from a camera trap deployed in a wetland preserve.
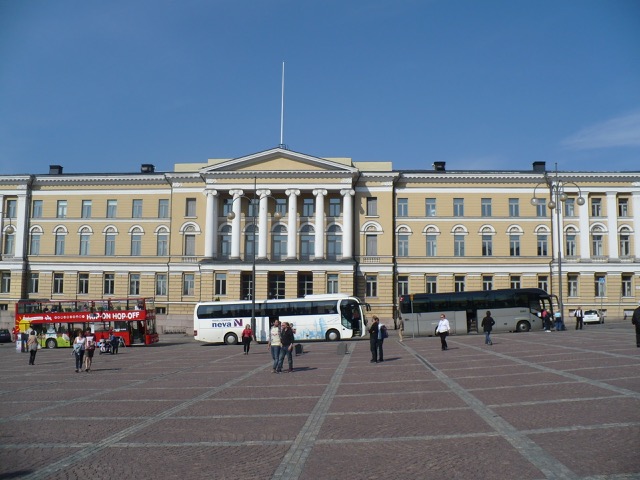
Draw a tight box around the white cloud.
[561,112,640,150]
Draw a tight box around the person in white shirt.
[436,314,450,351]
[267,319,282,373]
[574,307,584,330]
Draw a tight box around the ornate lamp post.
[531,164,585,320]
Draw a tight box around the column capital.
[203,189,218,197]
[313,189,327,197]
[230,189,244,199]
[285,189,300,197]
[257,189,272,199]
[340,189,355,197]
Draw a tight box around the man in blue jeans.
[268,319,282,373]
[277,322,295,373]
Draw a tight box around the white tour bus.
[193,294,369,345]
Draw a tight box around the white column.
[203,189,218,258]
[257,189,271,259]
[553,201,563,258]
[14,192,27,259]
[606,191,618,259]
[285,189,300,259]
[313,189,327,259]
[341,189,355,259]
[632,192,640,258]
[578,192,590,259]
[229,190,243,259]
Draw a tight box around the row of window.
[388,196,632,218]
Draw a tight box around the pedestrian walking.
[241,324,256,355]
[83,330,96,372]
[397,316,404,342]
[377,320,387,362]
[267,319,282,373]
[631,301,640,348]
[73,330,85,372]
[481,311,495,345]
[554,310,563,331]
[436,314,450,350]
[368,315,380,363]
[277,322,295,372]
[27,330,38,365]
[574,307,584,330]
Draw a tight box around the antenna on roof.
[279,62,287,149]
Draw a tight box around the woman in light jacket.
[27,330,38,365]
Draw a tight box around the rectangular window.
[365,234,378,256]
[397,275,409,297]
[185,198,197,217]
[183,273,195,296]
[538,275,549,292]
[297,272,313,297]
[397,198,408,217]
[425,198,436,217]
[453,198,464,217]
[425,275,437,294]
[595,275,606,297]
[155,273,167,296]
[568,274,579,297]
[536,199,547,217]
[302,198,314,217]
[482,275,493,291]
[482,235,492,256]
[29,234,40,255]
[618,198,629,217]
[132,199,143,218]
[275,198,287,217]
[329,198,341,217]
[129,274,140,295]
[508,198,520,217]
[53,272,64,294]
[157,233,168,256]
[510,235,520,256]
[592,234,603,256]
[481,198,492,217]
[32,200,43,218]
[222,199,233,217]
[510,275,521,289]
[454,235,465,256]
[104,273,115,295]
[0,271,10,293]
[537,234,548,256]
[566,234,577,256]
[454,275,465,293]
[214,273,226,296]
[6,199,17,217]
[28,272,39,294]
[397,235,409,257]
[621,274,633,297]
[107,200,117,218]
[268,273,286,299]
[365,275,378,297]
[248,198,259,218]
[327,273,339,294]
[158,199,170,218]
[565,198,575,217]
[56,200,67,218]
[591,198,602,217]
[366,197,378,216]
[426,235,437,257]
[78,273,89,294]
[81,200,92,218]
[3,230,14,256]
[620,234,630,257]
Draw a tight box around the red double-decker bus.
[15,298,159,348]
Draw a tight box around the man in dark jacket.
[632,302,640,348]
[368,316,380,363]
[277,322,295,373]
[481,311,495,345]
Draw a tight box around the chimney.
[433,161,446,172]
[141,164,155,173]
[532,161,546,173]
[49,165,63,175]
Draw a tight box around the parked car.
[0,328,12,343]
[583,310,602,324]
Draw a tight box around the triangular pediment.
[199,148,358,174]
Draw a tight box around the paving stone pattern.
[0,324,639,480]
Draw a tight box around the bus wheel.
[325,329,340,341]
[224,333,238,345]
[45,338,57,349]
[516,321,531,333]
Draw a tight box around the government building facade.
[1,147,639,331]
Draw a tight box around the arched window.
[29,226,43,256]
[54,227,66,255]
[565,226,578,257]
[619,226,632,257]
[156,227,169,256]
[183,225,196,256]
[591,225,604,257]
[130,227,143,256]
[79,227,91,256]
[327,224,343,260]
[299,224,315,259]
[272,225,288,260]
[104,227,117,256]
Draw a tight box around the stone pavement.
[0,323,639,480]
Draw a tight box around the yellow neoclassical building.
[1,148,639,331]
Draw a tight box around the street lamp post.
[531,164,585,321]
[227,179,280,333]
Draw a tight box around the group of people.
[266,319,296,373]
[72,330,97,372]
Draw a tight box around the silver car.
[583,310,602,324]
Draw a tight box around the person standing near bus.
[481,311,495,345]
[241,324,256,355]
[436,314,450,351]
[368,316,380,363]
[631,301,640,348]
[268,319,282,373]
[574,306,584,330]
[27,330,38,365]
[377,320,387,362]
[83,330,96,372]
[109,331,119,355]
[277,322,295,373]
[73,330,85,372]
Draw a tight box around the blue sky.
[1,0,639,175]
